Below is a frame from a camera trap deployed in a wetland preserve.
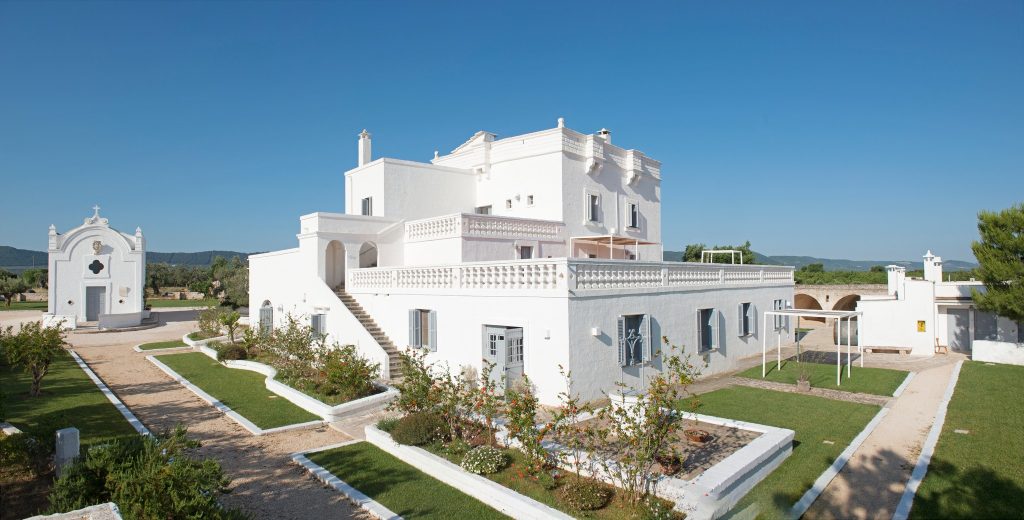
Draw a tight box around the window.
[409,309,437,351]
[519,246,533,259]
[627,202,639,229]
[311,314,326,338]
[487,329,503,357]
[526,195,534,206]
[259,303,274,334]
[588,194,601,223]
[506,199,513,209]
[772,299,788,330]
[475,205,492,215]
[697,308,720,352]
[588,253,598,259]
[360,197,373,216]
[738,302,756,336]
[507,329,524,364]
[617,314,651,366]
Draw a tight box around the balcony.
[348,258,794,295]
[405,213,565,243]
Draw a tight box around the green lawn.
[1,350,138,445]
[157,352,319,429]
[307,442,508,519]
[679,386,880,519]
[137,340,189,351]
[737,358,909,396]
[0,301,48,311]
[148,298,220,308]
[910,362,1024,519]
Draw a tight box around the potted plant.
[654,448,682,476]
[797,370,811,392]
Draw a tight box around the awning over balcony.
[570,235,659,260]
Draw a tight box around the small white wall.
[858,279,936,355]
[345,159,477,220]
[973,340,1024,365]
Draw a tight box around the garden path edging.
[291,441,402,520]
[892,360,964,520]
[365,425,574,520]
[146,354,324,436]
[190,341,399,422]
[68,349,152,437]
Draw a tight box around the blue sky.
[1,1,1021,262]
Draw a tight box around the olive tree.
[971,203,1024,322]
[0,277,29,308]
[1,321,69,397]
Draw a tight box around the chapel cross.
[92,205,101,218]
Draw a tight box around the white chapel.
[43,207,147,330]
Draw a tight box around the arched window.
[259,300,273,334]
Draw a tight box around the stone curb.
[68,349,152,437]
[291,441,402,520]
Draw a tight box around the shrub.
[376,417,399,433]
[214,342,247,362]
[0,431,49,476]
[1,321,70,396]
[390,412,446,446]
[637,496,685,520]
[321,344,380,402]
[460,445,509,475]
[504,375,551,474]
[557,480,613,511]
[197,306,224,339]
[389,349,437,415]
[49,426,248,519]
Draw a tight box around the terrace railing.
[405,213,564,243]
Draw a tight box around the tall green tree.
[971,203,1024,322]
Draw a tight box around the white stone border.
[892,359,964,520]
[892,371,917,398]
[292,440,402,520]
[190,341,399,422]
[68,349,152,437]
[182,333,230,348]
[366,425,574,520]
[146,354,324,436]
[789,405,890,518]
[133,342,192,353]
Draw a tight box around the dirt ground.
[1,309,367,520]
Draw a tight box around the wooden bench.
[864,346,913,356]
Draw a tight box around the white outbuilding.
[43,207,147,330]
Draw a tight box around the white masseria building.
[858,251,1023,365]
[250,121,796,404]
[43,207,147,330]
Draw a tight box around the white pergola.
[762,308,863,386]
[700,249,744,264]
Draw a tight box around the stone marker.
[55,427,80,476]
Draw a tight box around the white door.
[85,286,106,321]
[505,328,525,390]
[483,326,506,388]
[947,309,970,351]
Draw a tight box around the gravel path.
[56,311,366,520]
[803,353,965,520]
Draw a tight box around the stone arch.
[832,294,861,312]
[325,240,346,289]
[359,241,378,268]
[794,293,825,323]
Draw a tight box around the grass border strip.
[892,360,964,520]
[292,441,402,520]
[789,405,890,518]
[68,349,152,437]
[146,354,324,436]
[892,371,917,398]
[132,343,192,353]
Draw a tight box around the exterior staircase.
[334,287,404,381]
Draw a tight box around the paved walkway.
[35,311,367,520]
[803,352,965,520]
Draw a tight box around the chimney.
[886,265,906,299]
[923,250,943,282]
[358,129,372,166]
[597,128,611,144]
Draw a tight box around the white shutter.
[428,310,437,352]
[785,300,792,329]
[738,303,745,336]
[408,309,420,348]
[695,309,702,353]
[641,314,652,362]
[617,316,627,366]
[750,304,758,337]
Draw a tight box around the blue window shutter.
[617,316,626,366]
[738,303,745,336]
[428,310,437,352]
[696,309,702,352]
[641,314,652,362]
[409,309,420,348]
[751,304,758,337]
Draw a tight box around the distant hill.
[0,245,252,271]
[662,250,977,271]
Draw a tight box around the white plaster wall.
[567,285,794,401]
[858,279,936,355]
[48,225,145,323]
[973,340,1024,365]
[352,290,571,404]
[345,159,477,219]
[476,147,565,221]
